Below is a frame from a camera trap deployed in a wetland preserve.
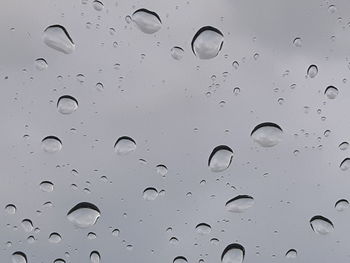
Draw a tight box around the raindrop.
[340,158,350,171]
[225,195,254,212]
[21,219,33,232]
[57,95,78,115]
[310,216,334,235]
[174,257,188,263]
[324,86,338,99]
[112,229,119,236]
[195,223,211,234]
[293,37,302,47]
[5,204,16,214]
[192,26,224,59]
[40,181,54,192]
[88,232,97,239]
[251,122,283,147]
[156,164,168,176]
[49,232,62,243]
[221,243,245,263]
[285,249,297,259]
[54,259,65,263]
[42,136,62,153]
[307,64,318,78]
[35,58,48,71]
[143,187,158,201]
[339,142,349,150]
[114,136,136,155]
[12,252,27,263]
[132,9,162,34]
[67,202,100,228]
[208,145,233,172]
[43,25,75,54]
[335,199,349,211]
[169,237,179,244]
[92,0,104,11]
[232,61,239,69]
[90,251,100,263]
[171,46,184,60]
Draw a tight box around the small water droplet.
[208,145,233,172]
[251,123,283,147]
[132,9,162,34]
[21,219,33,232]
[88,232,97,239]
[35,58,48,71]
[310,215,334,235]
[192,26,224,59]
[42,136,62,153]
[195,223,211,234]
[335,199,349,211]
[12,252,27,263]
[143,187,158,200]
[307,65,318,78]
[174,257,188,263]
[324,86,338,99]
[112,229,119,236]
[285,249,297,259]
[171,46,184,60]
[92,0,104,11]
[67,202,100,228]
[225,195,254,212]
[293,37,302,47]
[339,142,349,150]
[5,204,16,214]
[57,95,78,115]
[49,232,62,243]
[232,61,239,69]
[40,181,54,192]
[340,158,350,171]
[221,244,245,263]
[43,25,75,54]
[114,136,136,155]
[54,259,65,263]
[156,164,168,177]
[90,251,100,263]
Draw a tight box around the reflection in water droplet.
[221,243,245,263]
[208,145,233,172]
[174,257,188,263]
[307,65,318,78]
[285,249,297,259]
[335,199,349,211]
[21,219,33,232]
[67,202,100,228]
[143,187,158,200]
[43,25,75,54]
[90,251,100,263]
[35,58,48,71]
[40,181,54,192]
[92,0,104,11]
[132,9,162,34]
[195,223,211,234]
[192,26,224,59]
[310,216,334,235]
[251,123,283,147]
[5,204,16,214]
[171,46,184,60]
[42,136,62,153]
[340,158,350,171]
[114,136,136,155]
[12,252,27,263]
[57,95,78,115]
[49,232,62,243]
[225,195,254,212]
[324,86,338,99]
[339,142,349,150]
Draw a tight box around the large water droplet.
[208,145,233,172]
[225,195,254,212]
[90,251,100,263]
[12,252,27,263]
[195,223,211,234]
[192,26,224,59]
[42,136,62,153]
[335,199,349,211]
[324,86,338,99]
[43,25,75,54]
[143,187,158,200]
[67,202,100,228]
[114,136,136,155]
[57,95,78,115]
[40,181,54,192]
[132,9,162,34]
[221,244,245,263]
[251,123,283,147]
[307,64,318,78]
[340,158,350,171]
[310,216,334,235]
[285,249,297,259]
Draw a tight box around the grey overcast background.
[1,0,350,262]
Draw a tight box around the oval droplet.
[132,9,162,34]
[251,122,283,147]
[57,95,78,115]
[35,58,48,71]
[221,243,245,263]
[225,195,254,212]
[307,64,318,78]
[67,202,100,228]
[340,158,350,171]
[339,142,349,150]
[49,232,62,243]
[12,252,27,263]
[310,215,334,235]
[43,25,75,54]
[335,199,349,211]
[143,187,158,201]
[208,145,233,172]
[171,46,184,60]
[285,249,297,259]
[42,136,62,153]
[192,26,224,59]
[40,181,54,192]
[195,223,211,234]
[324,86,338,99]
[90,251,100,263]
[114,136,136,155]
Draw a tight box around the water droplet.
[285,249,297,259]
[90,251,100,263]
[96,82,104,91]
[169,237,179,244]
[88,232,97,239]
[112,229,119,236]
[328,5,337,13]
[339,142,349,150]
[340,158,350,171]
[40,181,54,192]
[132,9,162,34]
[225,195,254,212]
[67,202,100,228]
[57,95,78,114]
[156,164,168,176]
[49,232,62,243]
[54,259,65,263]
[143,187,158,200]
[5,204,16,214]
[114,136,136,155]
[171,46,184,60]
[310,216,334,235]
[92,0,104,11]
[233,87,240,95]
[221,243,245,263]
[324,86,338,99]
[293,37,302,47]
[232,61,239,69]
[42,136,62,153]
[12,252,27,263]
[35,58,48,71]
[251,123,283,147]
[21,219,33,232]
[335,199,349,211]
[192,26,224,59]
[195,223,211,234]
[307,65,318,78]
[208,145,233,172]
[43,25,75,54]
[174,257,188,263]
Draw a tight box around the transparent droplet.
[171,46,184,60]
[208,145,233,172]
[40,181,54,192]
[12,252,27,263]
[76,74,85,83]
[251,123,283,147]
[169,237,179,244]
[195,223,211,234]
[42,136,62,153]
[43,25,75,54]
[221,243,245,263]
[49,232,62,243]
[54,259,65,263]
[112,229,119,236]
[173,257,188,263]
[132,9,162,34]
[5,204,16,214]
[114,136,136,155]
[143,187,158,201]
[87,232,97,239]
[328,5,337,13]
[310,216,334,235]
[293,37,302,47]
[57,95,78,115]
[21,219,33,232]
[192,26,224,59]
[67,202,100,228]
[225,195,254,212]
[340,158,350,171]
[285,249,297,259]
[35,58,48,71]
[96,82,104,91]
[339,142,349,150]
[324,86,338,99]
[335,199,349,211]
[232,61,239,69]
[156,164,168,176]
[90,251,100,263]
[92,0,104,11]
[307,65,318,78]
